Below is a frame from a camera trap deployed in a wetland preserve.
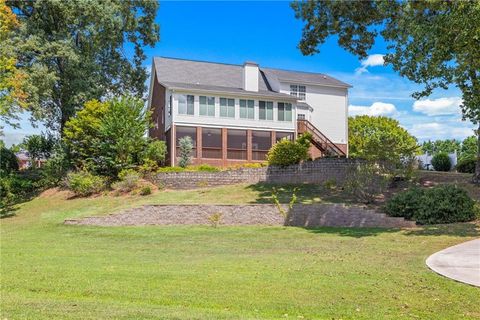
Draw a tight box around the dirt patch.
[64,204,285,226]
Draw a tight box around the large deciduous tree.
[292,0,480,182]
[348,116,418,165]
[0,0,28,129]
[7,0,159,133]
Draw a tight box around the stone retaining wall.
[149,158,362,189]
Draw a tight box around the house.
[147,57,351,167]
[16,151,46,169]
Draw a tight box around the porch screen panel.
[252,131,271,161]
[176,126,197,157]
[202,128,222,159]
[227,129,247,160]
[276,131,294,143]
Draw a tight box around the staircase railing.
[297,119,346,157]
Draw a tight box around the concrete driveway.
[426,238,480,287]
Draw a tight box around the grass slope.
[1,184,479,319]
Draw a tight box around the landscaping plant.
[207,212,223,228]
[456,156,476,174]
[267,133,311,166]
[344,162,390,204]
[385,185,476,224]
[66,171,105,197]
[431,152,452,172]
[272,187,298,218]
[111,169,141,193]
[178,136,193,168]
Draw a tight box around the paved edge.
[426,238,480,287]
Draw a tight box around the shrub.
[267,134,310,166]
[157,166,185,173]
[456,156,476,173]
[0,146,19,175]
[385,185,476,224]
[208,212,223,228]
[189,164,220,172]
[40,144,72,187]
[112,169,140,192]
[139,185,152,196]
[142,140,167,168]
[431,152,451,171]
[67,171,105,197]
[344,162,390,204]
[272,187,298,218]
[0,173,37,217]
[178,136,193,168]
[385,187,425,220]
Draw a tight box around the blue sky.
[3,1,475,146]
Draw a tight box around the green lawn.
[1,184,479,319]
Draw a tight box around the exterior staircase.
[297,119,346,157]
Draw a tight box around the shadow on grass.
[302,226,401,238]
[403,222,479,237]
[246,182,357,205]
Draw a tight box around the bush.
[111,169,140,192]
[157,166,185,173]
[267,134,310,166]
[188,164,220,172]
[0,146,19,175]
[142,140,167,168]
[431,152,451,171]
[385,187,425,220]
[139,185,152,196]
[456,156,476,173]
[67,171,105,197]
[385,185,476,224]
[40,145,72,187]
[344,162,390,204]
[0,173,38,217]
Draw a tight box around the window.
[277,102,292,121]
[202,128,222,159]
[252,131,271,161]
[290,84,306,100]
[276,132,294,142]
[176,126,196,158]
[239,99,254,119]
[178,94,194,115]
[227,129,247,160]
[259,101,273,120]
[297,114,306,120]
[200,96,215,117]
[220,98,235,118]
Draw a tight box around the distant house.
[16,151,46,169]
[147,57,351,166]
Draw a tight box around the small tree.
[178,136,193,168]
[142,140,167,167]
[344,162,390,204]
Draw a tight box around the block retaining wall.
[149,158,363,189]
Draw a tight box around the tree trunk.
[474,124,480,184]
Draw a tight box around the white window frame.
[239,99,254,119]
[220,97,235,118]
[178,94,194,115]
[199,96,215,117]
[259,101,273,121]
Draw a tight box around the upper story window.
[220,97,235,118]
[199,96,215,117]
[290,84,306,100]
[259,101,273,120]
[178,94,194,115]
[239,99,254,119]
[277,102,292,122]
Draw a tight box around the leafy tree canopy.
[292,0,480,180]
[420,139,461,155]
[0,0,28,128]
[348,115,418,164]
[7,0,159,132]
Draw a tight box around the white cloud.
[349,102,398,117]
[412,97,462,116]
[409,122,475,141]
[355,54,385,75]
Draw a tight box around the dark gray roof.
[153,57,351,96]
[161,81,295,100]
